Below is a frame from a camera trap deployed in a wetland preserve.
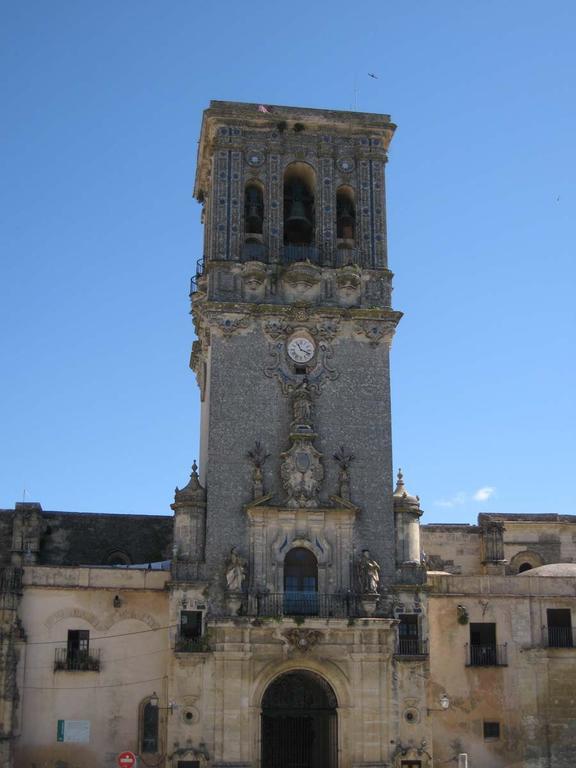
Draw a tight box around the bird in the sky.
[368,73,379,79]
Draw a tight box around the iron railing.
[465,643,507,667]
[281,245,321,265]
[252,592,361,619]
[189,257,205,294]
[241,242,267,262]
[334,248,360,268]
[545,626,575,648]
[174,631,211,653]
[54,648,101,672]
[396,637,429,657]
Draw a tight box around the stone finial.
[394,468,405,496]
[174,460,206,504]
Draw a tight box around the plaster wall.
[14,567,169,768]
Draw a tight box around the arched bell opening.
[244,181,264,238]
[283,162,316,246]
[336,186,356,244]
[261,670,338,768]
[284,547,318,616]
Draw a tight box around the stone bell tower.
[166,102,432,768]
[185,100,402,598]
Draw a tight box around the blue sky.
[1,1,574,522]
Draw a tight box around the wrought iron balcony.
[545,625,575,648]
[189,257,206,294]
[174,631,211,653]
[395,637,429,657]
[252,592,360,619]
[54,648,101,672]
[465,643,507,667]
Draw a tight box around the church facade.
[1,101,575,768]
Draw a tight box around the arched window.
[284,547,318,615]
[244,181,264,238]
[336,186,356,242]
[140,699,159,754]
[106,550,131,566]
[283,163,315,246]
[518,562,533,573]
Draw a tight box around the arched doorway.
[261,671,338,768]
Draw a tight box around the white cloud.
[434,491,467,508]
[473,486,496,502]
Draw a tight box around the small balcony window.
[546,608,573,648]
[54,629,100,671]
[397,615,427,656]
[176,610,205,652]
[466,623,507,666]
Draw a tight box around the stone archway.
[261,670,338,768]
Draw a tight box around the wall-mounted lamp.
[427,693,450,714]
[150,692,175,714]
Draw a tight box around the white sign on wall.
[56,719,91,743]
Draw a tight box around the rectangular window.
[67,630,89,669]
[178,762,200,768]
[547,608,573,648]
[398,614,420,655]
[483,721,500,739]
[469,622,499,665]
[180,611,203,641]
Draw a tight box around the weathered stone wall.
[0,508,173,567]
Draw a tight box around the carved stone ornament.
[217,315,250,337]
[280,379,324,507]
[282,628,323,652]
[316,318,340,341]
[265,339,338,394]
[355,318,397,346]
[281,440,324,508]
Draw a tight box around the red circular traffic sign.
[117,752,136,768]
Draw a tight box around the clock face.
[287,337,315,364]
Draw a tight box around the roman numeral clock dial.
[287,336,315,364]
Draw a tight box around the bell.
[245,188,263,234]
[285,182,313,243]
[337,199,355,239]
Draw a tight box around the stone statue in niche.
[247,440,270,499]
[292,377,313,427]
[358,549,381,594]
[225,546,247,592]
[333,445,354,501]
